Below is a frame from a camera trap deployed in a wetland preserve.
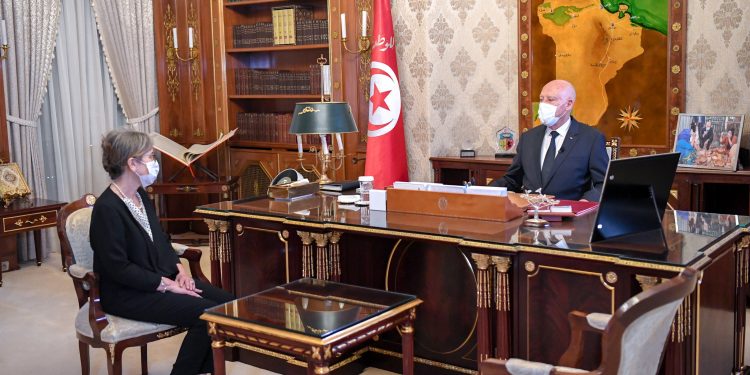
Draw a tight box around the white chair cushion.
[505,358,588,375]
[75,302,177,343]
[66,207,94,269]
[586,312,612,331]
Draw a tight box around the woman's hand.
[163,277,202,297]
[175,271,198,292]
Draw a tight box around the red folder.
[529,199,599,221]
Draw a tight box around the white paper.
[426,184,466,194]
[340,13,347,39]
[466,185,508,197]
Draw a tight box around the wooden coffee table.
[201,278,422,375]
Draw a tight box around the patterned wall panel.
[394,0,749,181]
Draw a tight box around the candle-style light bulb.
[320,135,329,155]
[361,11,367,37]
[172,27,178,49]
[335,133,344,152]
[296,135,303,157]
[340,13,347,39]
[188,27,194,48]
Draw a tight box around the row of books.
[234,67,321,95]
[236,112,323,145]
[232,19,328,48]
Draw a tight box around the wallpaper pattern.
[391,0,750,181]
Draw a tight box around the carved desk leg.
[735,236,750,374]
[211,339,226,375]
[217,220,232,292]
[312,233,331,280]
[308,345,332,375]
[204,219,222,288]
[329,232,342,282]
[399,310,417,375]
[471,253,492,363]
[298,231,315,278]
[492,256,512,360]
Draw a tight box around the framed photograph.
[673,114,744,171]
[0,162,32,206]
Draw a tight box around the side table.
[0,198,66,286]
[202,278,422,375]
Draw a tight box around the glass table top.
[198,195,750,268]
[204,278,417,339]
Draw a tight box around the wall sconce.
[163,3,201,104]
[0,20,9,61]
[340,11,371,55]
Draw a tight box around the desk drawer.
[2,210,57,233]
[146,184,232,196]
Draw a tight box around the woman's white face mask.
[136,159,160,187]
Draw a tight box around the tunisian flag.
[364,0,409,189]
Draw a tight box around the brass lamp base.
[318,174,334,185]
[524,217,550,227]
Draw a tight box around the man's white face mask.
[537,102,561,127]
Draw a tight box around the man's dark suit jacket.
[90,187,180,310]
[489,117,608,201]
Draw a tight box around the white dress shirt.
[540,118,571,170]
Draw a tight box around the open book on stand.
[150,128,237,167]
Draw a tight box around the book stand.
[167,162,219,183]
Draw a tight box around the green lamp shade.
[289,102,358,134]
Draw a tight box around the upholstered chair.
[57,194,209,375]
[480,267,698,375]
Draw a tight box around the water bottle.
[358,176,374,205]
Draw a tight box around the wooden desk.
[146,178,238,237]
[430,156,512,185]
[196,197,749,374]
[202,278,422,375]
[673,168,750,215]
[0,199,66,286]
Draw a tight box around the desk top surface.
[0,198,66,216]
[198,195,749,269]
[203,278,417,339]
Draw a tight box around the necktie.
[541,131,559,184]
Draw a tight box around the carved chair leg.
[105,345,124,375]
[78,341,90,375]
[140,344,148,375]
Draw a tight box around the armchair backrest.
[57,194,97,306]
[600,267,698,375]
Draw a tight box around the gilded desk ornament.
[208,321,217,335]
[605,271,618,284]
[109,343,116,365]
[472,254,493,308]
[672,65,681,74]
[211,340,224,349]
[636,274,661,291]
[235,223,243,236]
[672,22,681,31]
[524,261,535,272]
[398,323,414,334]
[314,366,331,375]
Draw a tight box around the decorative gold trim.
[636,274,660,291]
[164,4,178,102]
[108,343,116,365]
[211,340,224,349]
[224,341,306,367]
[397,323,414,334]
[208,321,217,335]
[200,299,423,347]
[187,1,202,100]
[3,210,57,233]
[672,22,681,31]
[194,208,286,222]
[156,327,185,339]
[286,289,388,309]
[237,225,290,282]
[605,271,618,284]
[527,265,616,356]
[671,65,681,74]
[367,346,476,374]
[472,253,492,308]
[524,261,535,272]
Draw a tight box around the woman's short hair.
[101,128,153,180]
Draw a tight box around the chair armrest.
[558,311,608,368]
[77,270,109,341]
[480,358,512,375]
[174,244,209,284]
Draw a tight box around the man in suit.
[489,80,608,201]
[699,120,714,150]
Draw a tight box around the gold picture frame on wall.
[0,162,32,207]
[518,0,687,157]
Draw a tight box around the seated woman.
[90,128,234,375]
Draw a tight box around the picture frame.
[673,114,744,171]
[0,162,32,207]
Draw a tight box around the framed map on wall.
[518,0,687,157]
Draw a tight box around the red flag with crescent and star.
[364,0,408,189]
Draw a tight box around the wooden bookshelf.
[227,44,328,53]
[229,94,321,100]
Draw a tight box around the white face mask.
[136,159,160,187]
[538,102,561,127]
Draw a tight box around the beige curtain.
[2,0,61,261]
[91,0,158,132]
